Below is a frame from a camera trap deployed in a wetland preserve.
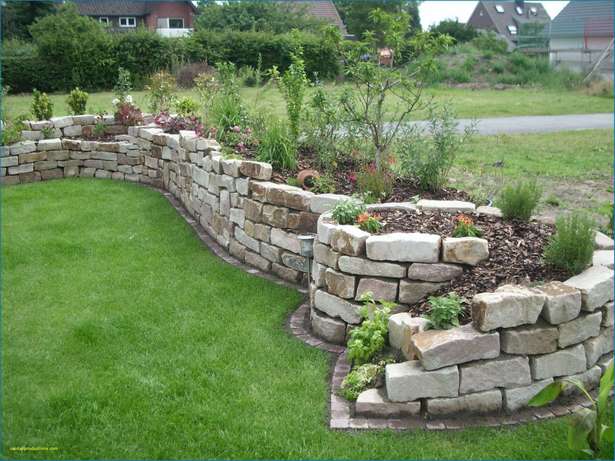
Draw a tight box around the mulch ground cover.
[375,209,568,323]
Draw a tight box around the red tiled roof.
[292,0,347,34]
[74,0,196,17]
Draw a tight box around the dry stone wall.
[2,117,614,421]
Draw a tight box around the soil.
[269,148,471,202]
[373,209,568,323]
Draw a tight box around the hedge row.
[2,29,340,93]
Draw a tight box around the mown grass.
[2,179,613,459]
[3,84,613,122]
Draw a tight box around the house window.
[495,5,504,13]
[169,18,184,29]
[530,7,538,15]
[119,17,136,28]
[99,17,109,25]
[507,25,517,35]
[515,6,523,15]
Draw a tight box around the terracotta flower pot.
[297,169,320,190]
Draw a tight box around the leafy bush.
[424,293,465,330]
[529,361,614,457]
[496,179,542,221]
[347,293,393,366]
[398,104,474,192]
[356,163,394,204]
[211,62,247,133]
[176,62,214,88]
[176,97,199,117]
[311,174,336,194]
[114,102,143,127]
[304,84,344,169]
[146,71,177,113]
[2,114,29,145]
[429,19,478,44]
[471,32,508,54]
[31,89,53,120]
[331,199,366,225]
[276,50,308,140]
[256,119,297,170]
[544,213,595,276]
[154,111,204,137]
[1,39,45,93]
[66,87,88,115]
[339,361,387,401]
[357,212,383,234]
[452,214,483,238]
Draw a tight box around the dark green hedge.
[2,29,339,93]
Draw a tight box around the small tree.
[326,12,452,173]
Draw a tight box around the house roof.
[74,0,197,17]
[550,0,614,38]
[291,0,347,34]
[471,1,550,44]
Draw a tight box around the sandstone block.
[50,116,73,129]
[310,307,346,344]
[235,227,260,253]
[338,256,405,278]
[602,302,614,327]
[564,265,614,311]
[63,125,82,137]
[95,170,111,179]
[398,280,446,304]
[8,163,33,175]
[239,160,272,180]
[221,158,241,177]
[388,313,429,351]
[281,252,307,273]
[312,262,326,288]
[426,389,501,415]
[584,327,614,367]
[287,211,318,233]
[266,184,314,211]
[536,281,582,325]
[260,242,281,263]
[500,322,558,355]
[355,388,421,417]
[442,237,489,266]
[310,193,349,214]
[476,206,503,217]
[229,208,245,227]
[0,156,17,167]
[314,289,362,324]
[530,344,587,379]
[502,379,553,412]
[558,312,602,348]
[459,355,531,393]
[9,141,36,156]
[245,250,271,272]
[330,225,370,256]
[313,242,339,269]
[366,233,441,263]
[559,366,602,396]
[236,177,249,195]
[417,199,476,212]
[410,324,500,371]
[355,277,398,302]
[229,239,246,261]
[243,199,263,222]
[262,204,288,228]
[597,354,613,374]
[593,250,614,269]
[407,263,463,282]
[595,231,614,250]
[385,361,459,402]
[472,285,546,331]
[317,216,337,245]
[325,268,356,299]
[270,228,301,254]
[38,139,62,151]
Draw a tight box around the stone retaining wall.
[2,117,613,421]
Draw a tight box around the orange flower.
[356,212,370,224]
[455,214,474,226]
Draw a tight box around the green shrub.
[331,199,366,225]
[146,70,177,113]
[356,164,394,204]
[2,114,29,145]
[424,293,465,330]
[256,119,297,170]
[472,32,508,54]
[311,174,336,194]
[1,39,45,93]
[276,51,308,140]
[339,361,386,401]
[176,97,199,117]
[496,179,542,221]
[544,213,595,276]
[445,68,471,83]
[398,104,474,192]
[31,89,53,120]
[66,87,89,115]
[347,293,393,366]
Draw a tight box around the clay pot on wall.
[297,169,320,191]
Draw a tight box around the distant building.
[73,0,196,37]
[549,0,614,78]
[289,1,348,36]
[467,0,550,50]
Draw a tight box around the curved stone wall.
[2,116,613,420]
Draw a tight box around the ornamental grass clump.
[496,179,542,221]
[256,119,297,170]
[544,212,595,276]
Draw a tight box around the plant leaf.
[597,361,614,424]
[528,382,564,407]
[567,408,596,452]
[601,424,614,443]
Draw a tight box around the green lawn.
[3,179,613,459]
[3,84,613,122]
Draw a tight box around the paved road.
[407,112,614,135]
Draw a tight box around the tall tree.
[1,0,57,40]
[334,0,421,38]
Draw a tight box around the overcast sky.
[419,1,569,28]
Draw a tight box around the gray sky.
[419,1,569,28]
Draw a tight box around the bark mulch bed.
[374,209,568,323]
